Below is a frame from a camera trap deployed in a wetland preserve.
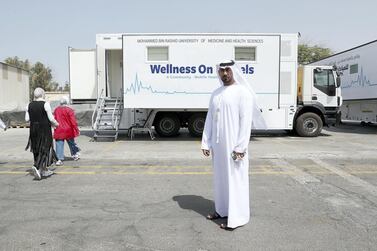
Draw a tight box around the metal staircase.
[92,89,123,141]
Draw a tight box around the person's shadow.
[172,195,225,226]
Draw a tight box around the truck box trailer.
[69,33,341,139]
[311,40,377,124]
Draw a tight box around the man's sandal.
[206,212,224,220]
[220,223,236,231]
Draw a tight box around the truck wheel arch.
[294,104,326,126]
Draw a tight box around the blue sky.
[1,0,376,86]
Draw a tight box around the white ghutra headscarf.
[216,60,267,129]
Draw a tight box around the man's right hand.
[202,149,210,157]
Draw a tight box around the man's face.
[218,67,235,85]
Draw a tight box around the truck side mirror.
[336,76,341,88]
[315,67,323,73]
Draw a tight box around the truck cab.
[295,65,342,136]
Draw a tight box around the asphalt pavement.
[0,123,377,250]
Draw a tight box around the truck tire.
[295,112,323,137]
[188,113,206,137]
[155,113,180,137]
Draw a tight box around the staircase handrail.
[111,98,118,129]
[92,89,104,130]
[112,88,123,131]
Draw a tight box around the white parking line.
[269,158,320,184]
[310,158,377,196]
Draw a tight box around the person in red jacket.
[53,96,80,166]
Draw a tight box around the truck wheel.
[188,113,206,137]
[155,113,180,137]
[295,112,323,137]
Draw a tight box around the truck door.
[106,50,123,98]
[69,48,97,102]
[312,68,338,107]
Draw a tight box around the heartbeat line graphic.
[342,67,376,89]
[124,75,212,95]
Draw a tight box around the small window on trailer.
[234,47,256,61]
[147,47,169,61]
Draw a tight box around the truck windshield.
[313,69,336,96]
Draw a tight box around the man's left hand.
[233,151,245,160]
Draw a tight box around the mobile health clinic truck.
[69,33,341,140]
[312,40,377,124]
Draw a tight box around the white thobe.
[202,83,253,228]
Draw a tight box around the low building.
[0,62,29,112]
[45,91,70,109]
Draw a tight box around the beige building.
[45,91,70,109]
[0,62,30,112]
[45,91,70,102]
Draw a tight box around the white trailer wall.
[69,48,97,101]
[313,41,377,101]
[0,63,29,112]
[94,33,298,130]
[122,34,281,109]
[312,40,377,123]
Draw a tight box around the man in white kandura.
[201,60,266,231]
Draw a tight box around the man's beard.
[222,76,233,85]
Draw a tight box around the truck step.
[98,115,120,119]
[95,129,118,133]
[103,101,121,104]
[99,115,121,118]
[98,120,114,123]
[93,134,117,142]
[102,107,118,110]
[94,134,116,138]
[96,126,115,129]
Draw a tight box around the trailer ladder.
[92,89,123,141]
